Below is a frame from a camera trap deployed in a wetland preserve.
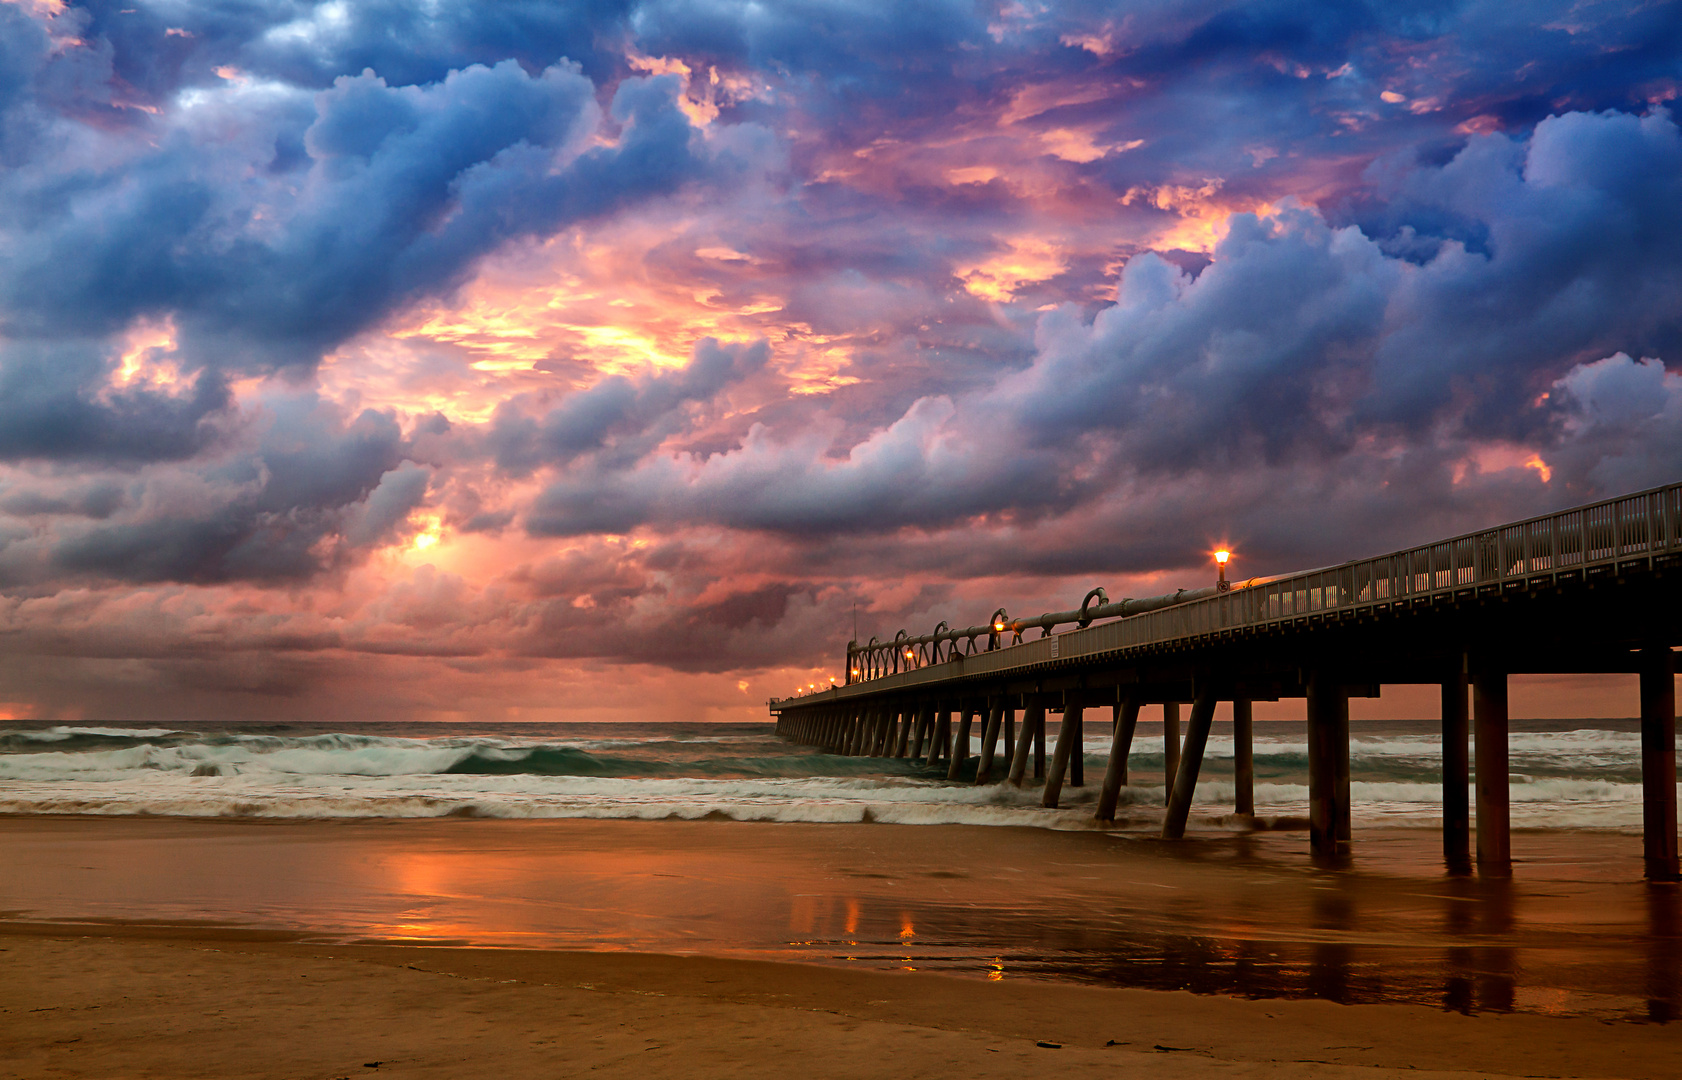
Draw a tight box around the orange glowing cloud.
[955,236,1069,301]
[111,316,181,390]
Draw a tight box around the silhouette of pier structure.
[770,482,1682,880]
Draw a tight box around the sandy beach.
[2,815,1680,1078]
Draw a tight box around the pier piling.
[1096,693,1141,821]
[1232,698,1254,817]
[974,700,1005,784]
[1640,647,1679,882]
[1164,702,1181,790]
[1473,671,1511,877]
[1162,688,1218,838]
[1307,673,1350,857]
[1443,672,1471,874]
[1043,703,1081,808]
[946,706,974,780]
[930,709,951,766]
[1008,698,1043,787]
[1069,705,1085,787]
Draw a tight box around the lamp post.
[1215,549,1231,592]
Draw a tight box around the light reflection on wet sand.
[0,817,1676,1022]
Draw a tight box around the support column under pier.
[929,709,952,767]
[974,701,1005,784]
[1163,688,1219,839]
[1233,698,1254,817]
[1443,673,1471,874]
[1043,703,1081,808]
[1096,694,1141,822]
[946,706,975,780]
[853,708,872,756]
[1641,647,1679,882]
[1474,671,1511,877]
[1009,698,1044,787]
[1307,673,1351,858]
[1069,706,1085,787]
[1164,703,1181,791]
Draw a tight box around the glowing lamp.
[1214,550,1230,565]
[1214,549,1232,591]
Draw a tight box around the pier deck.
[770,482,1682,880]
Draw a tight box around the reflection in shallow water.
[1646,886,1681,1023]
[0,817,1675,1022]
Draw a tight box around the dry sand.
[2,816,1679,1078]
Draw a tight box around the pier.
[770,482,1682,880]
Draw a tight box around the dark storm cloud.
[3,0,1682,701]
[0,59,701,373]
[18,394,425,585]
[70,0,637,102]
[524,108,1682,542]
[487,337,769,474]
[0,340,231,464]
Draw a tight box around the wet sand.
[2,816,1680,1077]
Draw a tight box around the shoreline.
[4,925,1680,1079]
[2,816,1677,1002]
[3,814,1679,1077]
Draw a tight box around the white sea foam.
[6,725,190,742]
[0,725,1663,832]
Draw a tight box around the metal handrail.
[822,481,1682,697]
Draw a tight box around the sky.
[1,0,1680,724]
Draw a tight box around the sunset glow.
[0,0,1678,723]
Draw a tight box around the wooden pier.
[771,482,1682,880]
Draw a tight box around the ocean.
[3,716,1678,1022]
[0,717,1657,832]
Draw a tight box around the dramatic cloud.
[0,0,1678,721]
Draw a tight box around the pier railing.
[823,481,1682,696]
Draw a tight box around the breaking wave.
[0,723,1662,831]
